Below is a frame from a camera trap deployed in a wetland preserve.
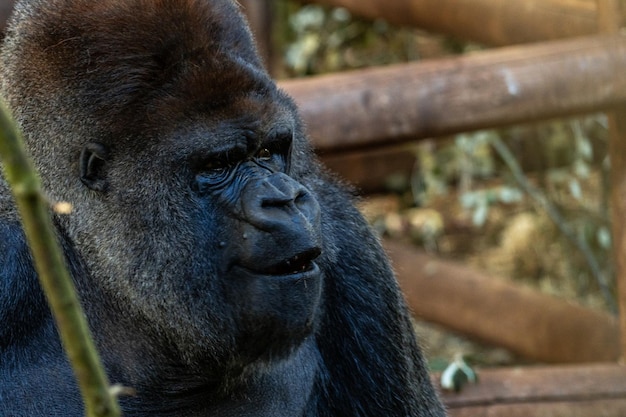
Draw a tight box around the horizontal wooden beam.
[303,0,599,46]
[437,363,626,417]
[280,34,626,152]
[439,363,626,407]
[384,239,620,363]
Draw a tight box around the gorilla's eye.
[255,145,288,173]
[257,148,272,161]
[205,160,228,174]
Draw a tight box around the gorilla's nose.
[241,172,321,235]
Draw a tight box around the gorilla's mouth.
[261,248,321,276]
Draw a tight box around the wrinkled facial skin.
[183,118,325,364]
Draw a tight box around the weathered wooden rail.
[279,34,626,152]
[385,239,620,364]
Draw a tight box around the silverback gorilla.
[0,0,446,416]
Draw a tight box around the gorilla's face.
[3,0,325,370]
[76,88,324,369]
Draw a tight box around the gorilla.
[0,0,446,416]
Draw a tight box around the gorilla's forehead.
[29,0,256,56]
[20,0,269,121]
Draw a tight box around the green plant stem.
[0,100,121,417]
[491,135,617,313]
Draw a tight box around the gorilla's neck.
[87,298,319,416]
[110,340,320,416]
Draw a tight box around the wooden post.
[0,0,14,34]
[609,112,626,359]
[597,0,626,360]
[302,0,600,46]
[238,0,274,73]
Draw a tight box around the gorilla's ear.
[79,142,110,192]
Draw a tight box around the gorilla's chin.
[228,263,323,358]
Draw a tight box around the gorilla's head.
[1,0,325,372]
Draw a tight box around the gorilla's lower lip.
[248,248,321,277]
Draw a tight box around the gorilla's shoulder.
[0,218,49,350]
[0,219,31,279]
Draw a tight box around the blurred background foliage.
[269,1,614,366]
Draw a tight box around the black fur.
[0,0,446,416]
